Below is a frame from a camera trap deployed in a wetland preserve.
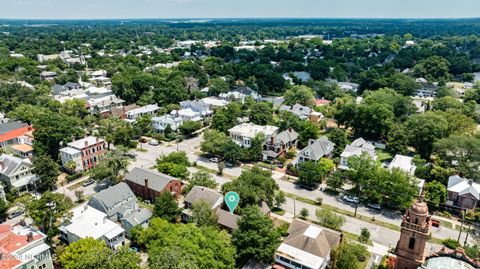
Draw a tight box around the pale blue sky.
[0,0,477,19]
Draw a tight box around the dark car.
[82,178,95,187]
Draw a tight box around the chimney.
[84,140,88,147]
[26,232,33,242]
[144,178,149,188]
[468,179,474,186]
[96,137,99,142]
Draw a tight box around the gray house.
[279,104,312,120]
[88,182,137,222]
[293,136,335,166]
[88,182,152,236]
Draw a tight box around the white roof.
[85,86,111,95]
[448,175,480,200]
[59,147,81,155]
[125,104,159,116]
[388,154,416,176]
[228,123,279,138]
[177,108,200,117]
[64,205,124,240]
[303,225,322,239]
[200,97,229,107]
[67,136,104,150]
[277,243,325,269]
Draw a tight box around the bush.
[299,208,309,220]
[285,149,296,159]
[66,173,83,182]
[316,197,323,205]
[316,208,346,231]
[442,239,460,249]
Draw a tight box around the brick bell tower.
[395,193,432,269]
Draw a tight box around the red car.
[431,219,440,228]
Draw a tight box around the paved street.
[128,134,476,248]
[55,175,101,201]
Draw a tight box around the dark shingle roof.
[184,186,223,209]
[0,121,28,135]
[125,167,179,192]
[283,219,342,259]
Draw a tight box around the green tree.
[32,155,60,190]
[208,77,230,96]
[27,192,73,238]
[333,241,369,269]
[424,180,447,208]
[222,166,278,208]
[413,56,451,81]
[298,121,320,147]
[298,161,324,189]
[134,114,154,136]
[156,151,190,178]
[326,170,345,191]
[0,200,9,220]
[359,227,371,243]
[435,136,480,180]
[59,238,141,269]
[387,124,409,155]
[316,208,346,231]
[190,200,218,228]
[351,103,394,140]
[299,208,309,220]
[327,128,348,157]
[134,218,235,269]
[201,130,230,156]
[274,191,286,209]
[184,171,218,194]
[250,102,273,125]
[179,120,202,137]
[232,206,281,264]
[154,192,180,223]
[405,112,448,159]
[246,133,265,162]
[284,85,315,107]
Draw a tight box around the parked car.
[209,157,220,163]
[431,219,440,228]
[8,210,24,219]
[82,178,95,187]
[149,139,159,146]
[367,203,381,210]
[343,195,360,204]
[225,162,234,168]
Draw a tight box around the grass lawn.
[343,231,374,246]
[272,207,286,216]
[376,150,393,163]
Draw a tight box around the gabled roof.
[184,186,223,209]
[88,182,137,215]
[448,175,480,200]
[0,154,31,176]
[215,208,240,230]
[276,219,341,269]
[121,208,153,227]
[297,136,334,161]
[275,129,299,145]
[125,167,180,192]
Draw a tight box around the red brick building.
[60,136,107,172]
[125,167,183,203]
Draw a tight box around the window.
[408,237,415,250]
[414,218,418,224]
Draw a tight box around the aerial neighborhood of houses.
[1,18,480,269]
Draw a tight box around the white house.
[171,109,203,122]
[0,154,37,191]
[275,220,342,269]
[228,123,279,148]
[60,205,126,250]
[125,104,160,123]
[388,155,416,176]
[152,115,184,133]
[339,138,376,169]
[0,224,54,269]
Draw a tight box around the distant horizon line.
[1,17,480,21]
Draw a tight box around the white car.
[209,157,220,163]
[149,139,159,146]
[343,195,359,204]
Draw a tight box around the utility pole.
[457,209,466,243]
[464,221,472,247]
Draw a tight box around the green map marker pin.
[225,191,240,215]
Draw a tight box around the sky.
[0,0,478,20]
